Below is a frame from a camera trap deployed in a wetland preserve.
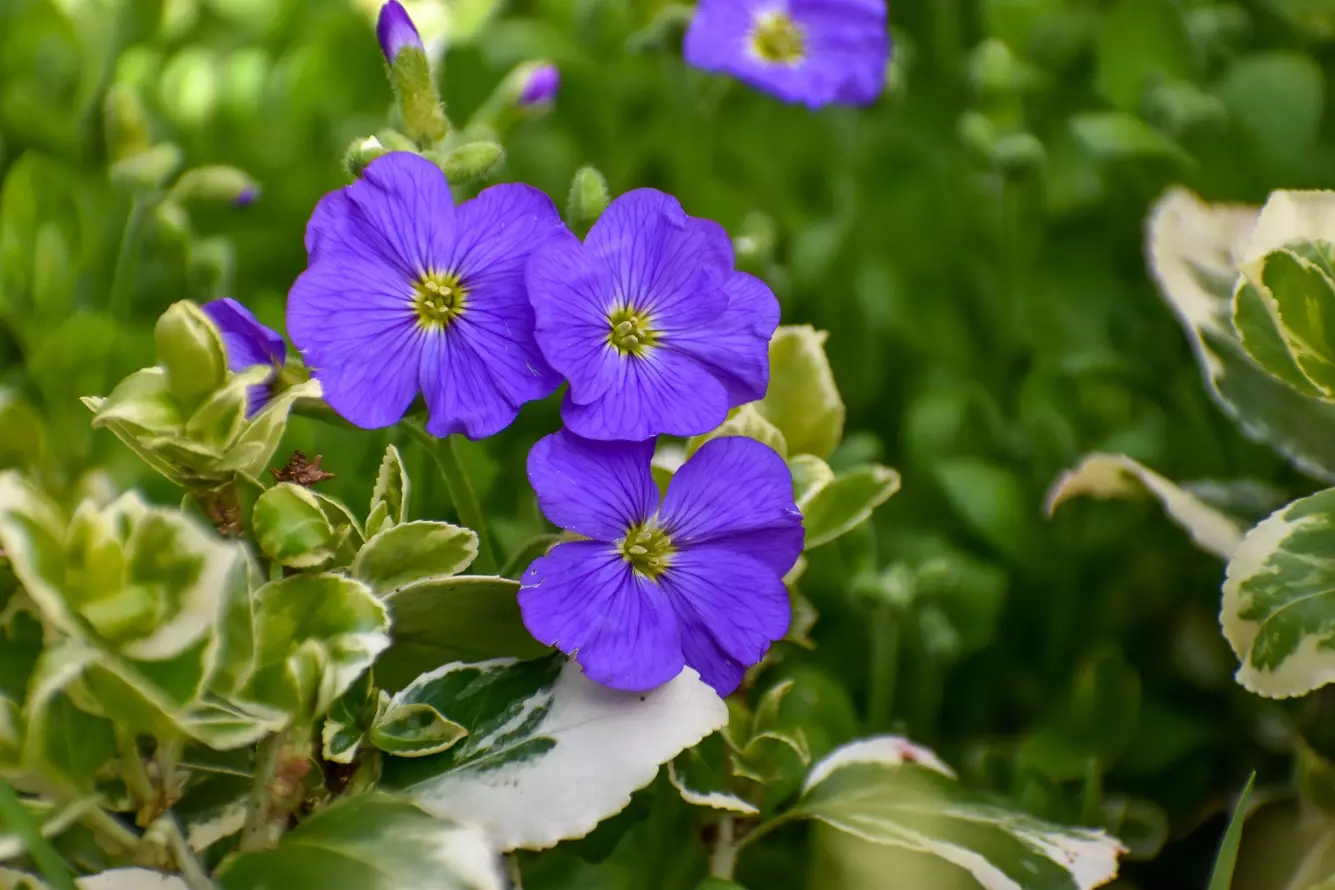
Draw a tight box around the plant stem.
[505,854,525,890]
[115,727,155,822]
[241,732,283,851]
[402,420,497,573]
[158,816,213,890]
[709,815,739,880]
[80,804,141,855]
[867,600,900,733]
[0,778,78,890]
[107,198,148,322]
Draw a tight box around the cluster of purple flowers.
[204,0,900,697]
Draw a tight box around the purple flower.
[683,0,890,108]
[234,185,260,207]
[377,0,423,63]
[201,298,286,418]
[527,189,779,441]
[287,152,565,439]
[519,431,803,695]
[519,64,560,105]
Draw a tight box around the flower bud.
[155,300,227,413]
[518,63,560,106]
[437,141,504,185]
[103,84,152,161]
[376,0,423,63]
[379,1,448,145]
[344,135,391,179]
[109,142,185,192]
[566,166,610,233]
[170,165,261,206]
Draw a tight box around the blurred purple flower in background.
[519,64,561,105]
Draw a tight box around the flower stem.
[867,600,900,733]
[115,727,155,822]
[107,198,148,322]
[158,815,213,890]
[505,854,525,889]
[402,420,497,573]
[709,815,739,880]
[241,731,283,851]
[0,778,78,890]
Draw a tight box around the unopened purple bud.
[234,185,260,207]
[519,64,560,106]
[377,0,423,63]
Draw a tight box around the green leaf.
[802,464,901,550]
[1069,112,1190,165]
[22,647,116,788]
[217,378,323,480]
[154,301,227,414]
[685,404,787,459]
[182,370,260,451]
[1238,246,1335,397]
[322,669,378,764]
[370,694,469,758]
[936,459,1042,566]
[215,793,503,890]
[1217,52,1324,170]
[1094,0,1192,112]
[380,655,728,851]
[369,444,410,536]
[0,781,77,890]
[668,732,758,815]
[352,521,478,592]
[789,454,835,508]
[244,574,390,722]
[1148,187,1335,482]
[1207,773,1256,890]
[0,870,190,890]
[252,483,336,569]
[374,576,550,693]
[756,325,845,459]
[310,491,366,567]
[696,881,746,890]
[1046,453,1245,559]
[792,736,1125,890]
[1221,487,1335,697]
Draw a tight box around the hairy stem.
[115,727,155,823]
[403,420,497,573]
[158,816,212,890]
[241,732,283,851]
[709,815,739,880]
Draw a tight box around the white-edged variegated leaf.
[252,483,336,569]
[218,378,323,480]
[369,444,410,536]
[668,732,758,815]
[380,655,727,851]
[0,798,95,861]
[1222,487,1335,698]
[352,521,478,592]
[801,464,901,550]
[213,793,503,890]
[0,869,189,890]
[792,735,1125,890]
[789,454,836,508]
[1147,187,1335,481]
[322,669,378,764]
[22,644,116,787]
[1046,453,1246,559]
[757,325,845,459]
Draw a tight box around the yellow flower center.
[619,521,674,580]
[751,11,805,64]
[607,305,659,357]
[413,272,467,330]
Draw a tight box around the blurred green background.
[5,0,1335,886]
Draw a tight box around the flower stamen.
[619,521,674,580]
[750,11,805,65]
[413,271,467,330]
[607,305,658,357]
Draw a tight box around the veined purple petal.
[519,64,560,105]
[671,270,778,405]
[201,298,286,418]
[584,189,730,330]
[519,541,685,692]
[683,0,889,109]
[526,431,658,540]
[418,327,516,440]
[377,0,424,62]
[661,546,791,694]
[560,348,731,441]
[661,436,804,575]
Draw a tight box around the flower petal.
[661,546,791,695]
[560,348,731,441]
[526,431,658,540]
[305,152,457,278]
[519,541,685,692]
[287,259,422,429]
[418,328,519,440]
[670,270,778,405]
[528,228,622,405]
[202,298,285,370]
[660,436,804,575]
[584,189,730,330]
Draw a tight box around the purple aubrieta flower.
[287,152,565,439]
[527,189,779,441]
[683,0,890,108]
[377,0,424,63]
[519,430,803,695]
[519,64,560,106]
[201,298,285,418]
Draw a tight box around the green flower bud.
[437,141,504,185]
[344,135,391,179]
[566,166,610,234]
[170,165,261,206]
[991,131,1046,173]
[109,142,185,192]
[957,111,998,159]
[155,300,227,413]
[388,45,448,145]
[103,84,152,161]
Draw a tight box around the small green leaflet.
[668,732,758,816]
[801,463,901,550]
[685,404,787,459]
[0,870,189,890]
[215,794,503,890]
[1147,188,1335,482]
[1046,453,1246,560]
[1222,487,1335,697]
[380,655,727,851]
[352,521,478,592]
[1234,244,1335,398]
[756,325,845,459]
[788,736,1125,890]
[252,483,336,569]
[368,444,410,537]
